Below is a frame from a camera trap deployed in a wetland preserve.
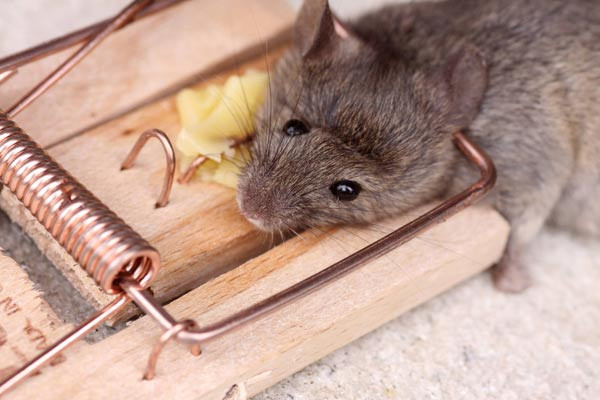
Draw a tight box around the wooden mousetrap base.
[0,0,293,323]
[4,206,509,400]
[0,0,510,398]
[0,253,72,383]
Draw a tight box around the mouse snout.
[236,178,293,232]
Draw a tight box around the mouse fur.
[237,0,600,292]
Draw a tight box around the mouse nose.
[238,199,269,230]
[237,182,281,232]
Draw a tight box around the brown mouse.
[237,0,600,292]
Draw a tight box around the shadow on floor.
[0,209,122,341]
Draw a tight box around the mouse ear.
[295,0,352,60]
[444,46,488,128]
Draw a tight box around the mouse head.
[237,0,487,233]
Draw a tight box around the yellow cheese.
[213,153,242,188]
[178,149,246,189]
[175,70,268,170]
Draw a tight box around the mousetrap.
[0,1,510,399]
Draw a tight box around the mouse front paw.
[491,254,532,293]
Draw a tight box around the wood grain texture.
[0,27,290,323]
[0,52,286,320]
[0,253,72,383]
[0,0,292,147]
[4,205,510,400]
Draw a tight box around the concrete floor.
[1,1,599,399]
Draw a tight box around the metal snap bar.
[120,130,496,374]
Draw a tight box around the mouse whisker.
[281,221,306,242]
[266,88,305,171]
[310,209,484,267]
[235,69,261,134]
[270,65,305,140]
[273,132,297,171]
[306,224,359,258]
[411,235,487,267]
[306,204,380,214]
[265,134,291,173]
[291,185,331,198]
[320,205,428,220]
[326,224,413,272]
[215,171,241,179]
[306,223,407,273]
[223,158,245,169]
[261,39,276,158]
[288,78,306,122]
[261,71,306,166]
[268,230,275,249]
[215,89,256,138]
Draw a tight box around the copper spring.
[0,111,160,293]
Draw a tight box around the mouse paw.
[492,255,531,293]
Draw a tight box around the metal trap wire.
[0,0,496,396]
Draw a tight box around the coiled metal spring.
[0,112,160,293]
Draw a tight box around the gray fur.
[237,0,600,291]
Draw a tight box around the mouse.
[237,0,600,293]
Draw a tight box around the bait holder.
[0,0,497,396]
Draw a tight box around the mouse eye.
[283,119,310,136]
[330,180,361,201]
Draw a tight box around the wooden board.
[0,0,292,321]
[3,205,510,400]
[0,52,285,321]
[0,253,72,383]
[0,0,292,147]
